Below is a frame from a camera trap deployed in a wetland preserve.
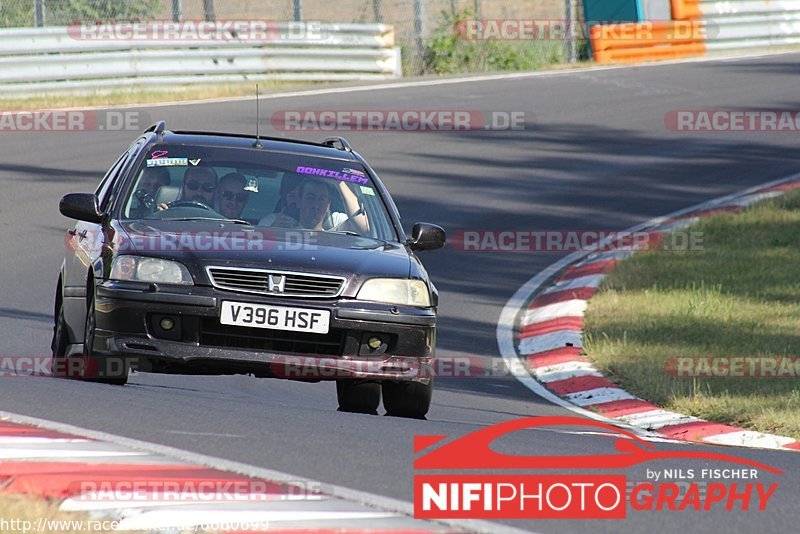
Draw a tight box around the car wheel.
[382,379,433,419]
[81,287,128,386]
[51,293,71,377]
[336,380,380,414]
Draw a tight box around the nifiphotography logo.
[413,416,781,519]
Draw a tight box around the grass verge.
[0,80,316,111]
[584,190,800,439]
[0,495,115,533]
[0,494,230,532]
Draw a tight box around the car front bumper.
[91,280,436,383]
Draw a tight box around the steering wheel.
[133,189,155,210]
[168,200,215,211]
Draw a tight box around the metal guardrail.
[0,22,401,96]
[700,0,800,50]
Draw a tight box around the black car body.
[52,122,445,417]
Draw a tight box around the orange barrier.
[590,21,707,64]
[671,0,703,21]
[591,21,705,49]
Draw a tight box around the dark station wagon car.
[52,121,445,418]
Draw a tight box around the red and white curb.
[498,174,800,452]
[0,410,524,534]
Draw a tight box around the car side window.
[104,141,146,215]
[96,152,129,213]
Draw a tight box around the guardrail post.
[293,0,303,22]
[566,0,576,63]
[413,0,425,74]
[203,0,215,21]
[373,0,383,23]
[34,0,45,27]
[172,0,182,22]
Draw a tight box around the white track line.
[0,411,531,534]
[116,509,396,531]
[519,330,583,356]
[533,363,602,383]
[62,492,327,512]
[563,387,637,407]
[541,274,605,295]
[522,299,587,326]
[0,437,89,444]
[703,431,796,449]
[617,410,702,430]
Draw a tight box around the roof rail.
[144,121,167,136]
[171,130,331,149]
[322,136,352,152]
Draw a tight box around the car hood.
[117,220,414,292]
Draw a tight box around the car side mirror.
[407,222,446,251]
[59,193,102,223]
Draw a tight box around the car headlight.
[356,278,431,307]
[110,256,193,285]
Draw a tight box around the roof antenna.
[253,83,263,149]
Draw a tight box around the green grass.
[0,495,115,533]
[412,6,582,76]
[0,81,314,111]
[584,190,800,439]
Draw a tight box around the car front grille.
[199,317,345,356]
[206,267,345,298]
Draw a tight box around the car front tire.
[79,287,128,386]
[382,379,432,419]
[336,379,381,414]
[51,291,71,377]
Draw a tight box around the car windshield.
[121,144,397,242]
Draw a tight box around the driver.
[179,166,218,205]
[157,166,218,211]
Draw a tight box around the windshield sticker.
[296,165,369,185]
[150,150,169,159]
[189,158,202,166]
[147,157,188,168]
[360,186,375,196]
[343,167,365,177]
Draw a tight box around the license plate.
[220,301,330,334]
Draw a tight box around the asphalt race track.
[2,53,800,533]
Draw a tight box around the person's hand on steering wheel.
[157,200,215,212]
